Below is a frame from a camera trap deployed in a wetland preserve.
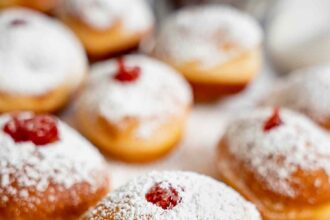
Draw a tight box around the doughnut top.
[223,108,330,197]
[59,0,154,31]
[153,5,262,68]
[77,55,192,138]
[266,66,330,124]
[0,112,106,205]
[83,171,261,220]
[0,8,87,96]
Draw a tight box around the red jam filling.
[263,108,283,132]
[3,115,59,146]
[113,57,141,82]
[145,182,182,210]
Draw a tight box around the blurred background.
[152,0,330,74]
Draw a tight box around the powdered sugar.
[83,171,260,220]
[60,0,154,31]
[77,55,192,138]
[152,5,262,68]
[0,112,106,204]
[0,8,87,96]
[265,66,330,124]
[223,108,330,197]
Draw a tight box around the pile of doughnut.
[0,1,329,219]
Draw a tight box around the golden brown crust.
[0,0,58,12]
[157,48,261,84]
[218,139,330,220]
[0,171,109,220]
[75,106,190,163]
[153,48,261,100]
[0,74,86,113]
[189,81,247,102]
[80,203,115,220]
[59,15,152,59]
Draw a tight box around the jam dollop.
[145,182,182,210]
[113,57,141,82]
[263,108,283,132]
[3,115,59,146]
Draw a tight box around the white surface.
[267,0,330,72]
[103,62,275,189]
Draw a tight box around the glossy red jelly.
[145,182,182,210]
[113,57,141,82]
[3,115,59,146]
[264,108,283,132]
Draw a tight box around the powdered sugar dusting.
[0,8,87,96]
[83,171,260,220]
[77,55,192,138]
[265,66,330,124]
[223,108,330,197]
[59,0,154,31]
[0,112,106,204]
[153,5,262,68]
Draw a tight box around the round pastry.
[75,55,192,163]
[0,112,109,220]
[264,66,330,129]
[81,171,261,220]
[0,8,87,113]
[146,5,263,101]
[218,107,330,220]
[0,0,58,12]
[57,0,154,58]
